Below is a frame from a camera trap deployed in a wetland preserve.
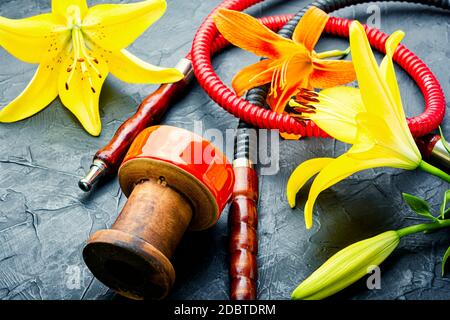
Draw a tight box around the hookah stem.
[229,88,266,300]
[78,57,194,192]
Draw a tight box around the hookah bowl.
[83,125,234,300]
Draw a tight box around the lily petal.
[310,59,356,89]
[231,59,273,96]
[292,7,329,51]
[268,83,302,114]
[350,112,421,167]
[0,14,66,63]
[286,158,334,208]
[267,55,313,113]
[0,61,58,122]
[58,52,109,136]
[379,30,404,113]
[52,0,88,20]
[100,49,183,84]
[213,8,299,60]
[280,132,302,140]
[349,21,398,126]
[304,153,391,229]
[82,0,166,51]
[309,86,364,144]
[379,30,418,154]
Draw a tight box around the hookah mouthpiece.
[78,159,108,192]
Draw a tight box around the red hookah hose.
[191,4,446,138]
[83,1,445,185]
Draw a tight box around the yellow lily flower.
[213,7,356,115]
[287,21,450,229]
[0,0,183,136]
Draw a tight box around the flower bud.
[292,231,400,300]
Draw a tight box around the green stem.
[397,218,450,237]
[418,160,450,183]
[316,47,351,59]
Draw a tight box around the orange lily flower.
[213,7,356,115]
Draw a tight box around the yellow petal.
[101,49,183,84]
[350,22,420,164]
[379,31,404,113]
[379,31,418,155]
[0,14,67,63]
[292,7,329,51]
[310,59,356,89]
[82,0,167,51]
[52,0,88,20]
[309,86,364,144]
[304,153,390,229]
[349,112,421,167]
[213,8,299,60]
[286,158,334,208]
[349,21,397,123]
[231,59,274,96]
[58,52,109,136]
[0,61,58,122]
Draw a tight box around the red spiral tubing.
[191,1,445,138]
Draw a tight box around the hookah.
[79,0,450,300]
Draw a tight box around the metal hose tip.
[79,159,108,192]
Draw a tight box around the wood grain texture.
[229,166,258,300]
[113,179,193,258]
[83,179,192,299]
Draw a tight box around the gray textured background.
[0,0,449,300]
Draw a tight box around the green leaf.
[438,126,450,154]
[402,193,437,221]
[442,246,450,277]
[440,190,450,219]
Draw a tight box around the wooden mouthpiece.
[229,166,259,300]
[83,178,193,300]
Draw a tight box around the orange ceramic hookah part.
[83,125,234,300]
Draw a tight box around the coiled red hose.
[191,2,445,138]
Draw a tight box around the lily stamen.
[269,58,293,98]
[288,100,317,119]
[66,27,103,92]
[78,38,102,77]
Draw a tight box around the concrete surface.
[0,0,449,300]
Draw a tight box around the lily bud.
[291,231,400,300]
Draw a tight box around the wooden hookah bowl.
[83,125,234,300]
